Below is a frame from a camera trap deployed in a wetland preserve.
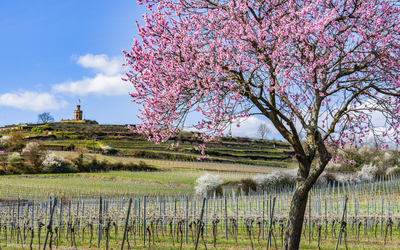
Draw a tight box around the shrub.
[102,146,118,154]
[375,168,386,178]
[253,169,297,189]
[325,161,342,171]
[22,142,43,172]
[72,152,85,171]
[4,131,25,152]
[318,172,337,185]
[139,161,148,169]
[31,127,43,133]
[0,136,9,149]
[21,142,41,154]
[356,164,378,182]
[334,173,356,183]
[43,124,51,130]
[41,152,75,173]
[386,166,400,176]
[195,173,223,197]
[238,178,258,195]
[65,142,75,151]
[85,159,155,172]
[8,152,22,164]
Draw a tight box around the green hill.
[0,122,295,167]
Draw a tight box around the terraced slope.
[2,123,295,167]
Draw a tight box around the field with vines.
[0,153,400,249]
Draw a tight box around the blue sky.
[0,0,278,139]
[0,0,148,126]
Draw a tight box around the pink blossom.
[123,0,400,161]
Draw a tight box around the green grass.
[51,139,293,166]
[94,139,293,166]
[1,223,399,250]
[0,150,291,199]
[0,172,194,198]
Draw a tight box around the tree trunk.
[281,129,331,249]
[282,186,309,250]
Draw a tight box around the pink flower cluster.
[125,0,400,157]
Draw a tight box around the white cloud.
[230,116,278,138]
[74,54,124,76]
[0,91,67,111]
[52,74,131,96]
[185,116,280,139]
[52,54,131,96]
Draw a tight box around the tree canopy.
[125,0,400,152]
[37,112,54,124]
[124,0,400,248]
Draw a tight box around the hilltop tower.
[74,105,83,121]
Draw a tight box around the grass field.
[1,232,399,249]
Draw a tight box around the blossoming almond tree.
[123,0,400,248]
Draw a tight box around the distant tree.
[5,130,24,152]
[257,123,271,140]
[37,112,54,123]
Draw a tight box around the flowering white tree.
[125,0,400,247]
[253,169,297,188]
[42,152,73,173]
[194,173,223,197]
[102,146,112,154]
[0,136,9,150]
[356,164,378,182]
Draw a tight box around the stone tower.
[74,105,83,121]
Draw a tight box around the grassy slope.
[0,151,290,199]
[3,123,296,166]
[43,138,295,166]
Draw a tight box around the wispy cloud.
[0,91,68,111]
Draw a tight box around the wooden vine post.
[98,196,102,249]
[120,198,133,250]
[335,195,348,250]
[43,198,57,250]
[266,196,276,250]
[195,197,206,250]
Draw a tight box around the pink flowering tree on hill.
[123,0,400,248]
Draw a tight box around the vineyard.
[1,171,400,249]
[1,129,399,249]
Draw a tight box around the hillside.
[0,122,295,167]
